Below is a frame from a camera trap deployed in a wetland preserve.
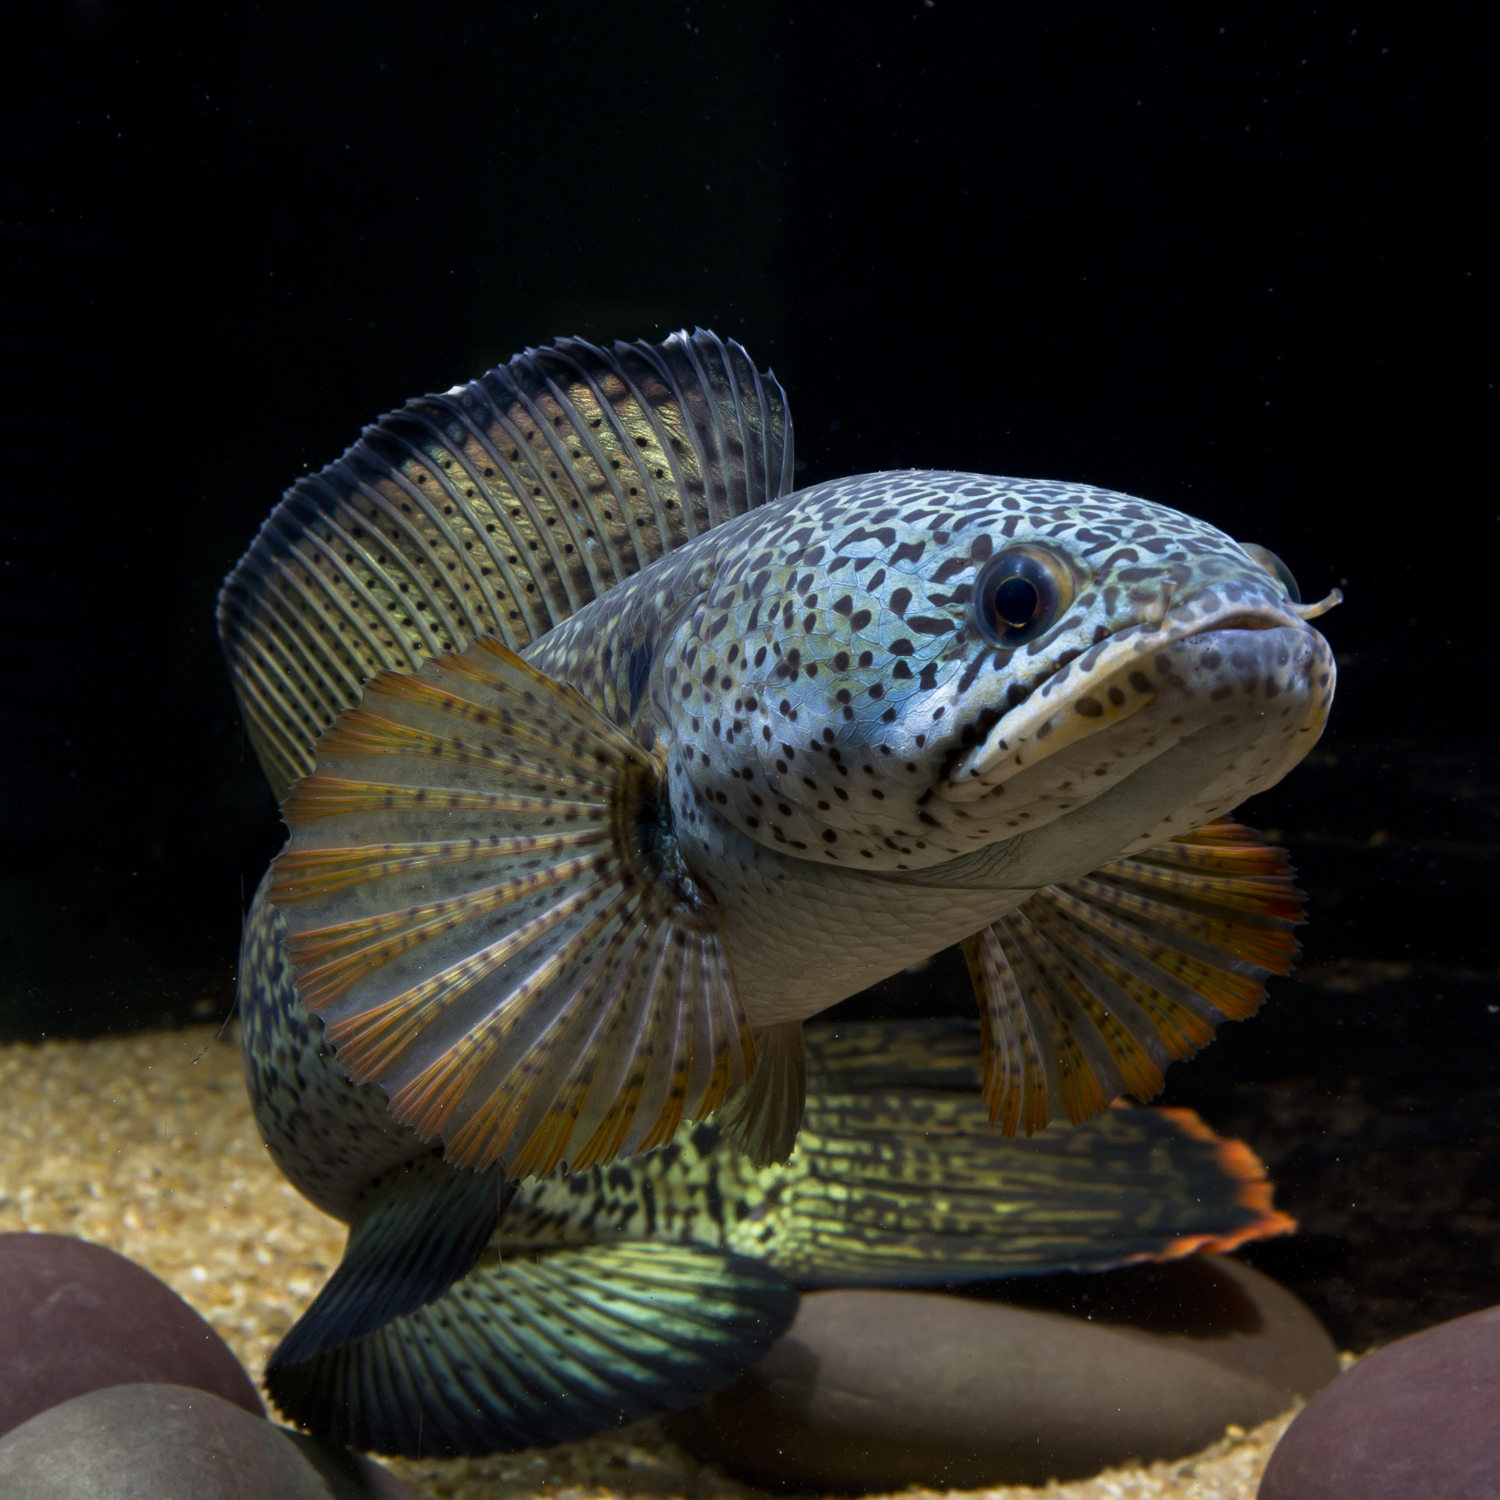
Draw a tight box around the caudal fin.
[266,1242,797,1458]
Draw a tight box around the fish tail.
[264,1242,797,1458]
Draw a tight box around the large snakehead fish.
[221,329,1333,1452]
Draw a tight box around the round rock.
[668,1254,1338,1489]
[1260,1303,1500,1499]
[0,1383,418,1500]
[0,1232,262,1438]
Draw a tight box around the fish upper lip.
[935,594,1312,802]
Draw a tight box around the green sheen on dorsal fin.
[964,818,1305,1137]
[265,1241,798,1457]
[218,328,793,799]
[268,634,755,1180]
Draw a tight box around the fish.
[220,327,1338,1187]
[256,1016,1293,1457]
[219,329,1336,1449]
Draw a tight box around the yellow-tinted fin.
[965,818,1303,1135]
[269,635,755,1179]
[219,329,793,800]
[737,1081,1295,1286]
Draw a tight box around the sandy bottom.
[0,1024,1303,1499]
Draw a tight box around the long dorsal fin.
[219,329,793,799]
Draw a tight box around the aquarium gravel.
[0,1023,1306,1499]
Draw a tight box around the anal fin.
[965,817,1304,1135]
[267,1152,507,1371]
[730,1085,1294,1286]
[713,1020,807,1167]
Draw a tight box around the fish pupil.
[993,576,1039,628]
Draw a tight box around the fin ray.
[266,1242,798,1457]
[219,330,791,800]
[967,818,1303,1134]
[271,638,752,1177]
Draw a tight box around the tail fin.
[737,1021,1292,1286]
[266,1241,796,1458]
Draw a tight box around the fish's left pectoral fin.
[266,1242,800,1458]
[269,636,754,1179]
[964,817,1304,1135]
[713,1019,808,1167]
[268,1153,506,1370]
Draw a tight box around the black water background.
[2,2,1492,1348]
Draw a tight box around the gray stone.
[0,1232,263,1437]
[0,1383,418,1500]
[668,1254,1338,1489]
[1260,1303,1500,1500]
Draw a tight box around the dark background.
[2,1,1493,1348]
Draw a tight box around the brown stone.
[668,1255,1338,1489]
[0,1383,418,1500]
[0,1232,263,1437]
[1260,1303,1500,1499]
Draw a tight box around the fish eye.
[973,545,1075,646]
[1240,543,1302,604]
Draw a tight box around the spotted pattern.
[239,871,427,1222]
[529,471,1333,875]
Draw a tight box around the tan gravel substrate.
[0,1023,1309,1499]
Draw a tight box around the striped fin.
[269,636,754,1179]
[803,1017,986,1092]
[268,1154,507,1369]
[219,329,793,799]
[264,1242,798,1457]
[732,1092,1294,1287]
[964,818,1303,1135]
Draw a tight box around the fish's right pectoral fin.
[266,1242,800,1458]
[269,637,754,1179]
[964,817,1304,1134]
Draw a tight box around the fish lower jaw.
[937,620,1330,805]
[933,623,1334,846]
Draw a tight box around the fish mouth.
[935,588,1338,805]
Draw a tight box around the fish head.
[657,472,1338,872]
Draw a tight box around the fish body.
[220,329,1335,1450]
